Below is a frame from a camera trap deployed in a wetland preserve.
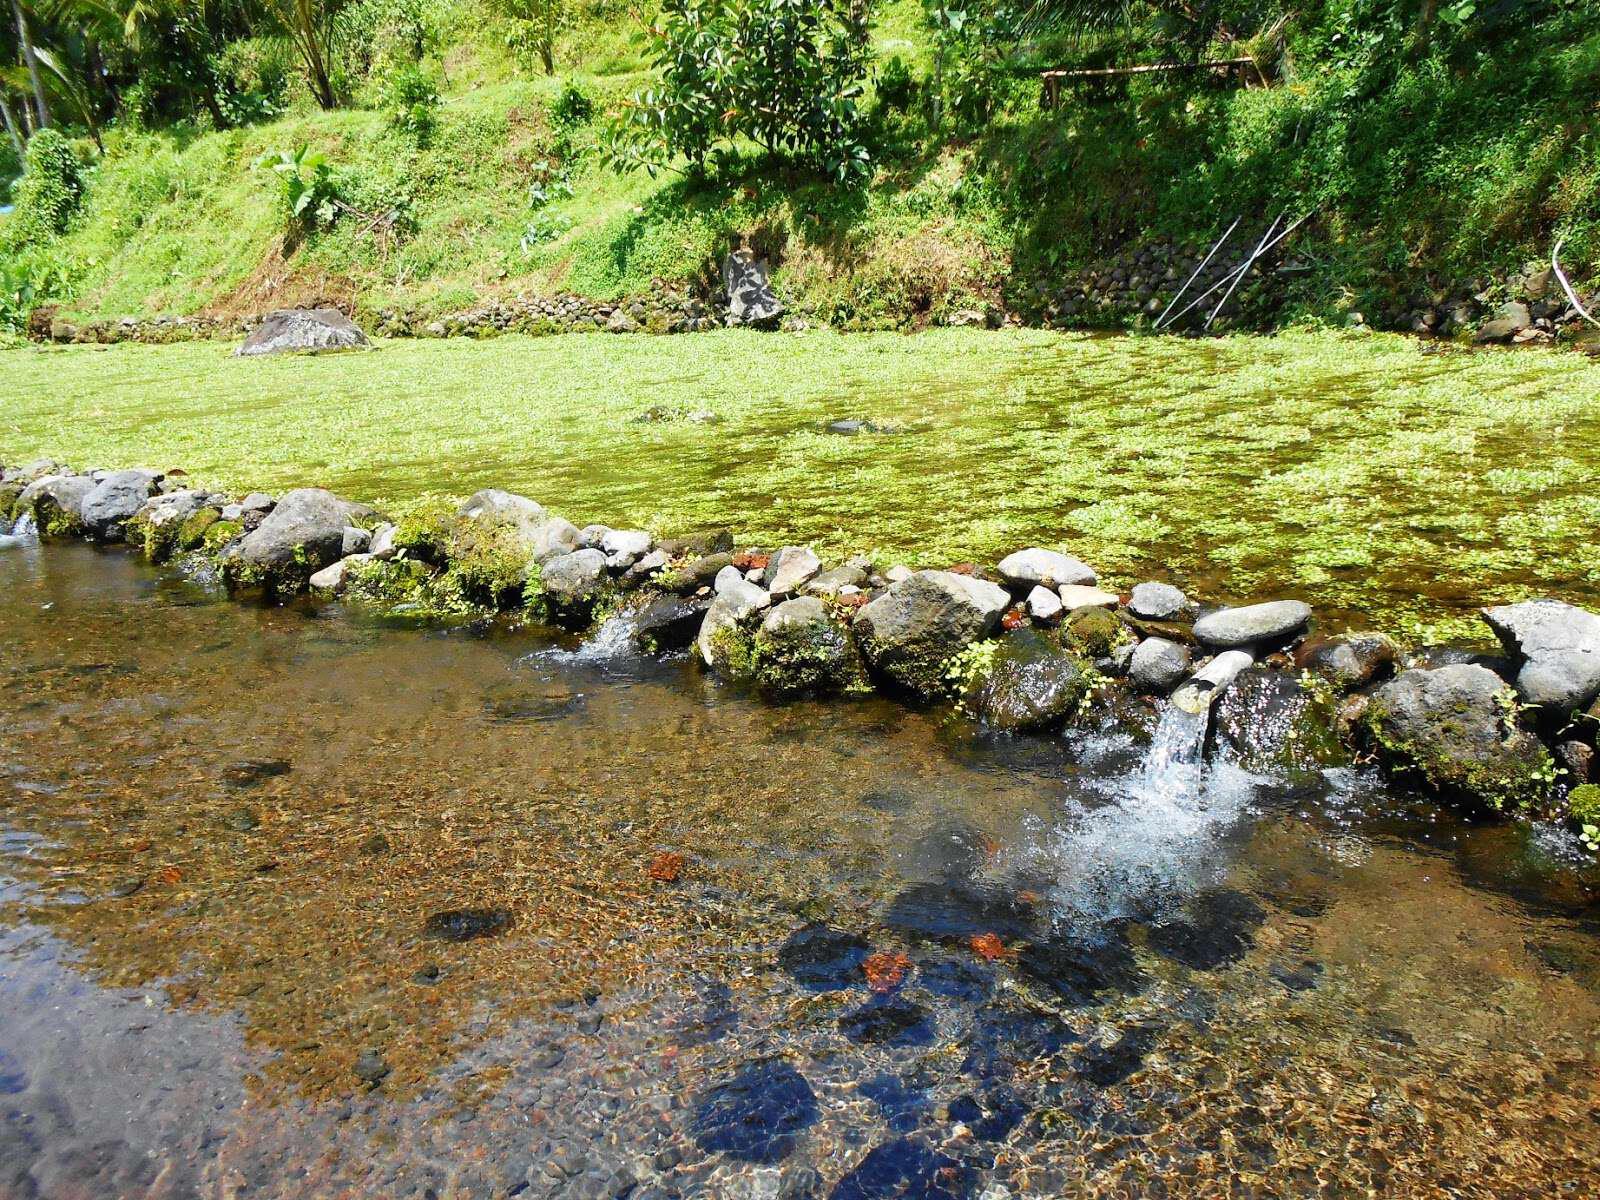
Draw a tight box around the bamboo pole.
[1156,217,1241,330]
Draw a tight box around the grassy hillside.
[2,0,1596,331]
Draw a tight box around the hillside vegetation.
[1,0,1596,332]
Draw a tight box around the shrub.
[550,79,594,129]
[381,64,441,143]
[604,0,873,183]
[253,145,341,235]
[10,130,82,243]
[213,37,297,126]
[876,54,914,112]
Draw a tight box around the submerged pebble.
[692,1059,819,1164]
[778,922,870,990]
[423,907,513,941]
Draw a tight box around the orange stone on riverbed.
[648,851,686,882]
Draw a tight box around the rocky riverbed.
[5,455,1599,841]
[2,533,1599,1199]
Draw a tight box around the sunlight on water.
[1038,704,1260,927]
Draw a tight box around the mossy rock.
[706,620,758,682]
[0,480,25,524]
[962,627,1093,732]
[1213,667,1347,774]
[175,506,221,553]
[390,499,459,565]
[751,597,863,699]
[439,516,538,610]
[202,518,245,553]
[1063,605,1133,658]
[1362,664,1555,818]
[1567,784,1600,826]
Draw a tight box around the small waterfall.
[1036,696,1254,927]
[528,610,642,667]
[4,511,38,545]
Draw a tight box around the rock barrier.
[4,454,1597,845]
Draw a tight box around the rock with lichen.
[1362,664,1553,816]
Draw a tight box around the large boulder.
[752,596,859,698]
[1193,600,1311,649]
[853,570,1009,698]
[539,548,609,621]
[964,628,1091,732]
[1362,664,1553,816]
[996,548,1096,590]
[722,249,782,328]
[79,469,162,541]
[697,578,772,676]
[13,474,96,538]
[1481,599,1600,711]
[459,489,544,523]
[235,309,370,357]
[633,594,711,654]
[225,487,374,593]
[126,489,220,561]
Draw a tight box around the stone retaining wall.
[5,454,1600,849]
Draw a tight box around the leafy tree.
[605,0,873,182]
[262,0,345,108]
[10,126,79,239]
[495,0,565,75]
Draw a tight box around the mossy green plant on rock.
[1063,607,1133,659]
[957,628,1093,733]
[944,639,1000,714]
[202,519,244,552]
[751,608,861,699]
[1566,784,1600,852]
[439,516,538,610]
[175,507,221,553]
[705,622,759,683]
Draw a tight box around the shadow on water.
[1,545,1599,1196]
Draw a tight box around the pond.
[2,543,1599,1198]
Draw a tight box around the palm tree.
[8,0,51,127]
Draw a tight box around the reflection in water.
[2,546,1599,1198]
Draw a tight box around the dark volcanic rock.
[966,628,1091,733]
[693,1058,818,1164]
[1075,1024,1161,1087]
[236,308,370,356]
[1016,926,1146,1006]
[837,996,934,1047]
[424,907,513,941]
[632,594,710,653]
[1294,632,1398,691]
[828,1138,973,1200]
[777,922,869,990]
[1145,889,1266,970]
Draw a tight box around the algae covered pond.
[3,543,1600,1198]
[8,328,1600,640]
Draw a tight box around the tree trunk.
[10,0,51,128]
[0,93,24,159]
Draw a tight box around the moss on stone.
[390,499,458,566]
[752,615,858,699]
[1361,685,1555,818]
[175,506,221,552]
[202,519,244,552]
[439,516,537,610]
[35,497,86,540]
[706,622,758,681]
[1567,784,1600,825]
[1063,606,1132,658]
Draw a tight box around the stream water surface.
[3,543,1600,1199]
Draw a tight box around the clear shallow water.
[2,545,1600,1198]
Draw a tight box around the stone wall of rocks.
[6,453,1600,848]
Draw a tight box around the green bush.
[253,145,341,235]
[382,64,441,143]
[550,79,595,129]
[876,55,915,112]
[604,0,873,182]
[213,37,297,127]
[9,130,83,243]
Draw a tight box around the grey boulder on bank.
[1194,600,1312,648]
[80,469,163,540]
[722,250,783,328]
[1482,598,1600,710]
[235,309,371,357]
[853,570,1009,697]
[226,487,374,590]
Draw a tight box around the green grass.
[9,327,1600,641]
